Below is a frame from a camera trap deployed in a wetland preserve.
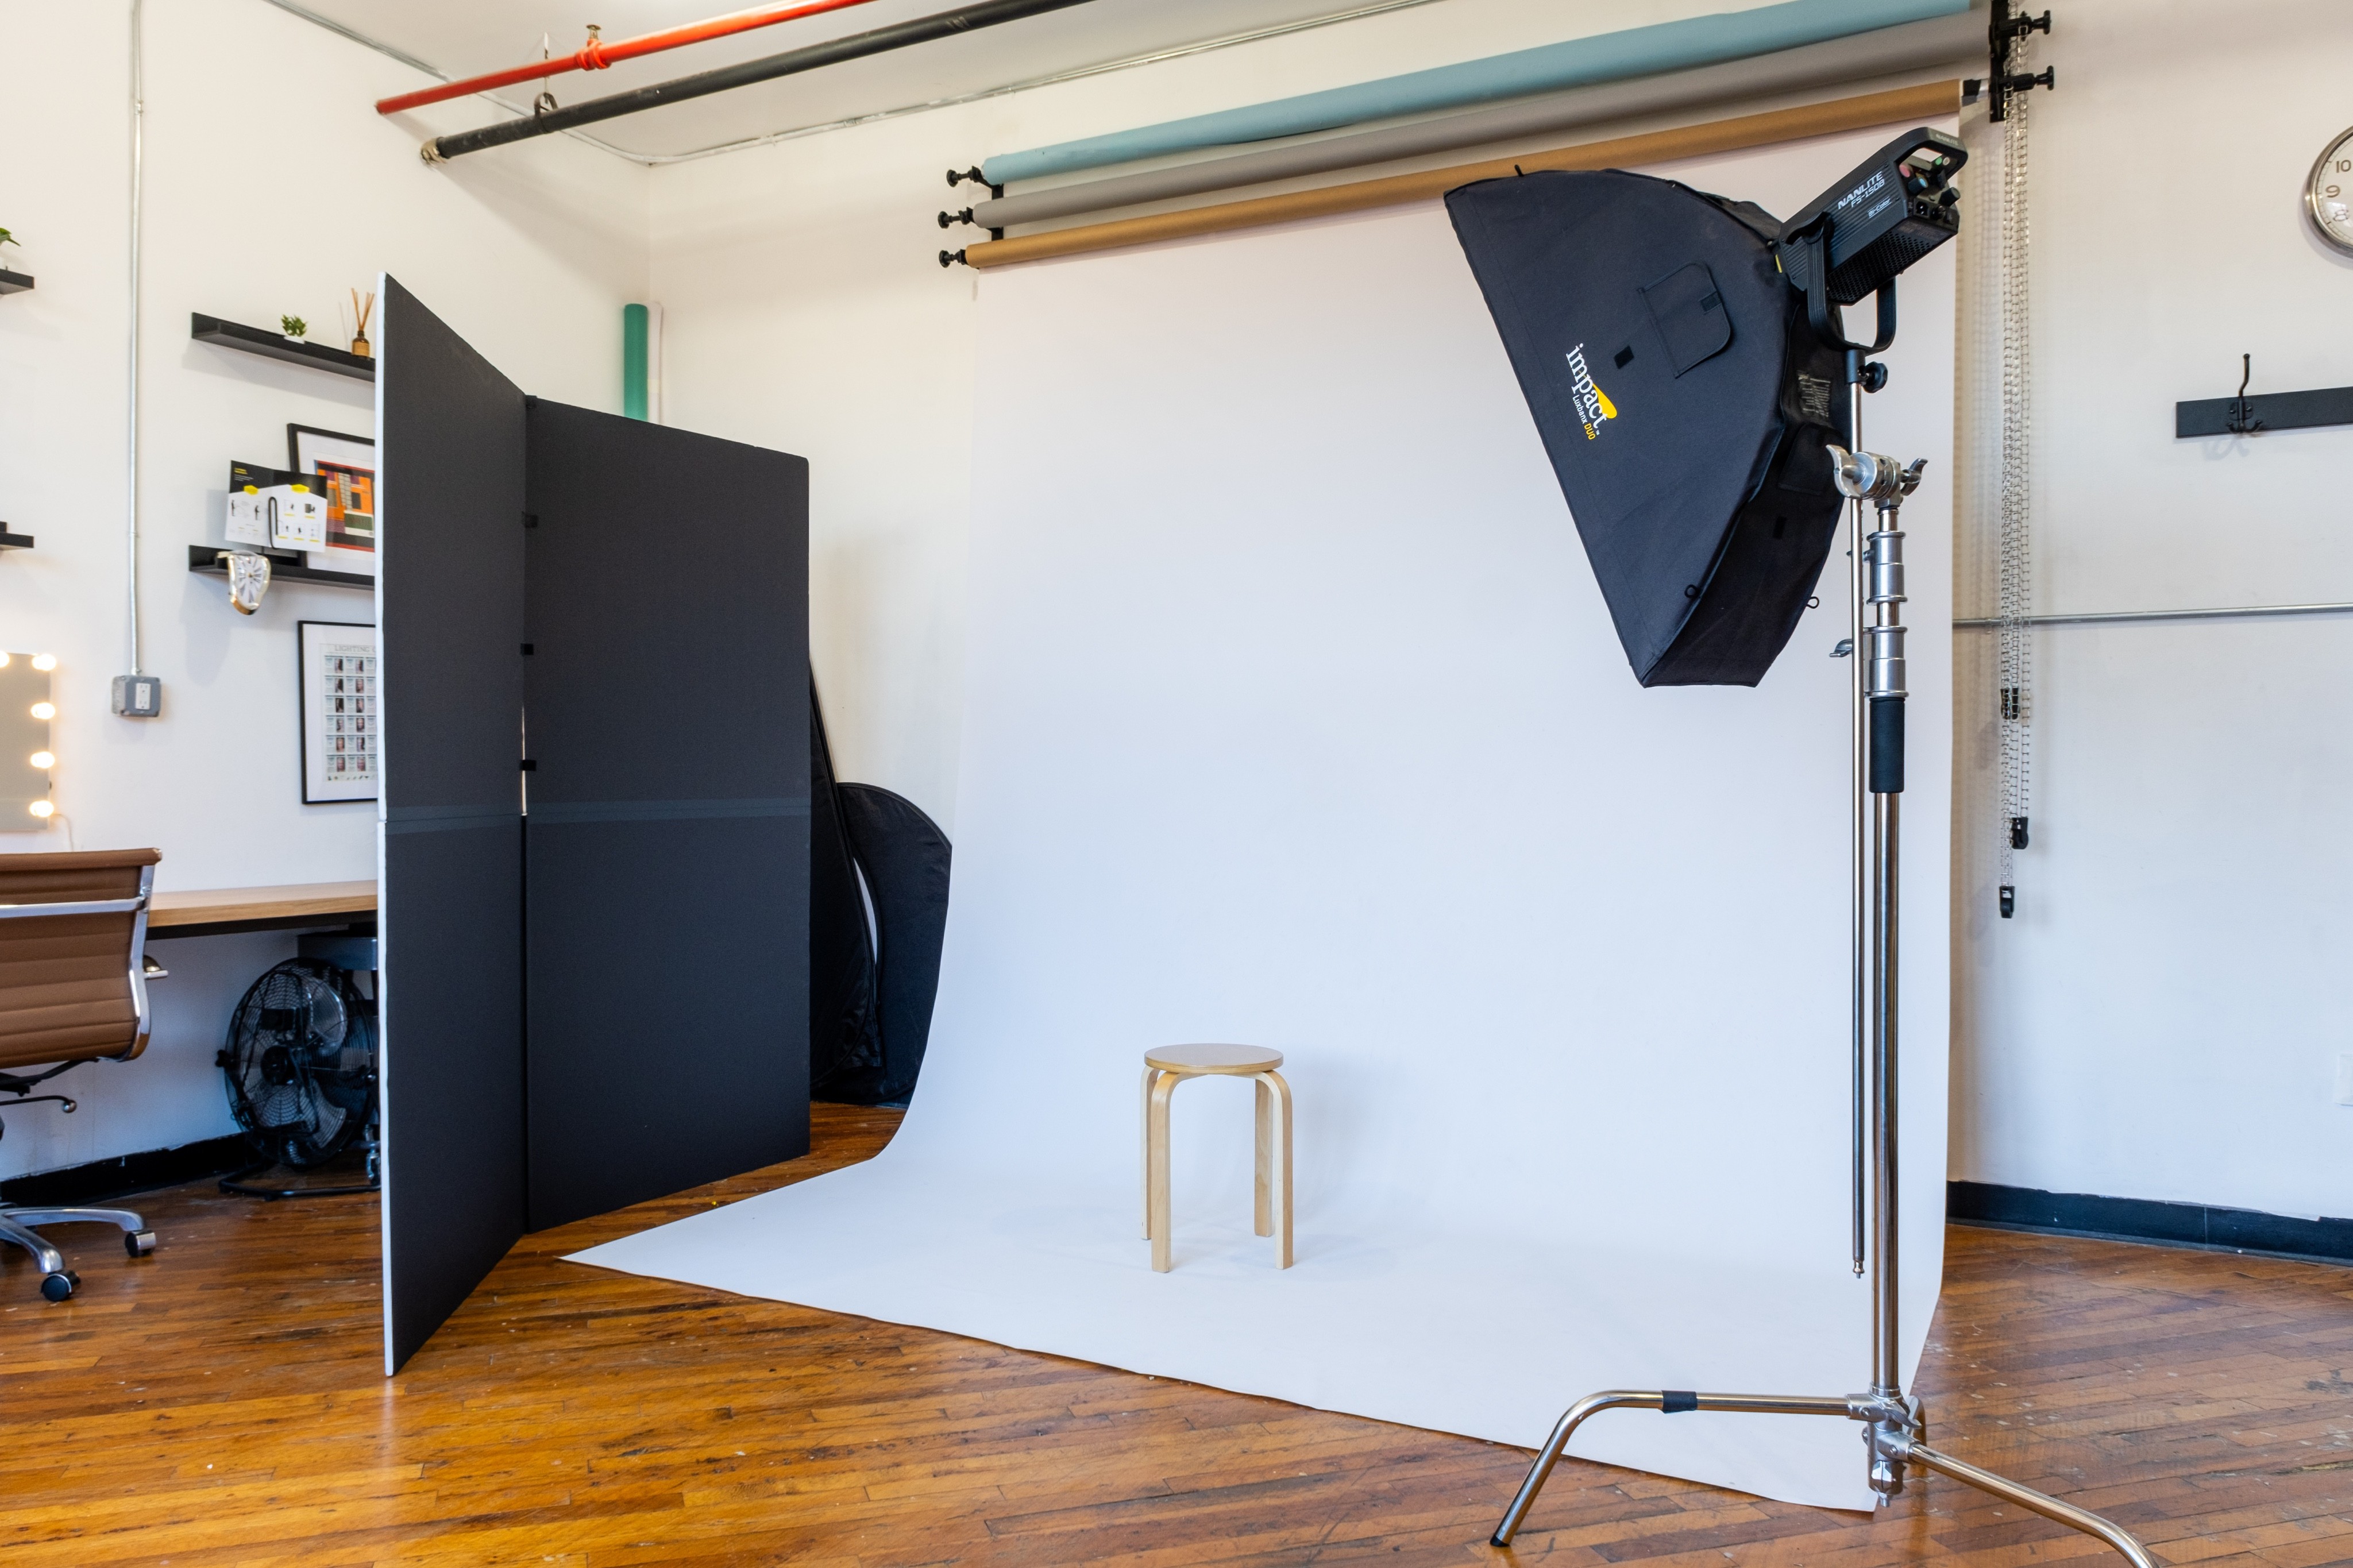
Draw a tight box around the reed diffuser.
[350,288,376,358]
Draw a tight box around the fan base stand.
[218,1164,380,1200]
[219,1130,380,1200]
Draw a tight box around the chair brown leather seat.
[0,848,165,1300]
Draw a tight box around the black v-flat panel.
[377,277,528,1374]
[522,401,811,1231]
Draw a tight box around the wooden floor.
[2,1106,2349,1567]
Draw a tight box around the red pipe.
[375,0,885,116]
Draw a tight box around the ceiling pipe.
[419,0,1100,163]
[375,0,886,117]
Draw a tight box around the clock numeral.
[2329,184,2343,199]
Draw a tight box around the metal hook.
[2227,353,2263,435]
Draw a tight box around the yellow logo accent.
[1566,343,1618,440]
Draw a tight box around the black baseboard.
[1950,1180,2353,1265]
[1,1135,252,1208]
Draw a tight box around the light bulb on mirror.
[29,701,55,720]
[0,652,10,667]
[29,751,54,770]
[28,800,54,819]
[30,654,56,671]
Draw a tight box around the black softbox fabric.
[1446,169,1848,687]
[832,783,951,1105]
[809,681,884,1096]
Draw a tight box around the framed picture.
[288,424,377,576]
[300,620,380,804]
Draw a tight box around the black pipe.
[423,0,1102,161]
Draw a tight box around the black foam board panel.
[377,277,529,1375]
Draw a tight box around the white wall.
[645,0,1920,827]
[1949,0,2353,1221]
[0,0,647,1178]
[654,0,2353,1225]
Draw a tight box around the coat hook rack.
[2177,353,2353,438]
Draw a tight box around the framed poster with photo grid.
[300,620,380,804]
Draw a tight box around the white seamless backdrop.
[577,123,1955,1511]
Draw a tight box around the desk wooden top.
[148,880,378,928]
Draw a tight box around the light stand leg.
[1489,461,2155,1568]
[1900,1439,2159,1568]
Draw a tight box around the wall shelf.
[188,544,373,592]
[190,312,375,381]
[0,269,33,296]
[0,530,34,550]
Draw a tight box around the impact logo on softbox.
[1446,168,1849,688]
[1564,343,1619,439]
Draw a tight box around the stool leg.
[1148,1072,1179,1272]
[1141,1067,1160,1240]
[1253,1078,1274,1237]
[1259,1070,1293,1268]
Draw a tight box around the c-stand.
[1487,276,2155,1567]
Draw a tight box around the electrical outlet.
[2336,1053,2353,1107]
[111,674,162,718]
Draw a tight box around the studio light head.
[1781,129,1968,354]
[1781,130,1966,308]
[1445,128,1966,689]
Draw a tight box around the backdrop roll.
[573,122,1957,1510]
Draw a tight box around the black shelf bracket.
[187,544,374,591]
[0,268,33,297]
[190,312,376,381]
[0,528,33,550]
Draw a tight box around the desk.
[146,880,378,941]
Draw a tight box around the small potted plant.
[0,227,21,273]
[281,314,308,343]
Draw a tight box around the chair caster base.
[125,1229,156,1257]
[40,1269,80,1302]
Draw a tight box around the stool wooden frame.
[1139,1045,1291,1273]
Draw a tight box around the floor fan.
[217,955,379,1198]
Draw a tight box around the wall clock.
[2308,125,2353,254]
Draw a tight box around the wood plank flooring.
[1,1105,2348,1566]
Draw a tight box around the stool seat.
[1144,1042,1283,1076]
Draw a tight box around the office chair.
[0,848,163,1301]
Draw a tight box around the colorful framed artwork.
[289,424,377,576]
[300,620,380,804]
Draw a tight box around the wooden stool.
[1140,1044,1292,1272]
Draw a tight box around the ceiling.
[288,0,1445,161]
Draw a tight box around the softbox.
[1447,170,1847,687]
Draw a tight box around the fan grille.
[220,959,376,1169]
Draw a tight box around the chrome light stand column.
[1488,451,2155,1568]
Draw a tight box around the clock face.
[2309,126,2353,254]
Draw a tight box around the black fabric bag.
[833,783,951,1106]
[808,682,884,1096]
[807,682,952,1106]
[1446,169,1847,688]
